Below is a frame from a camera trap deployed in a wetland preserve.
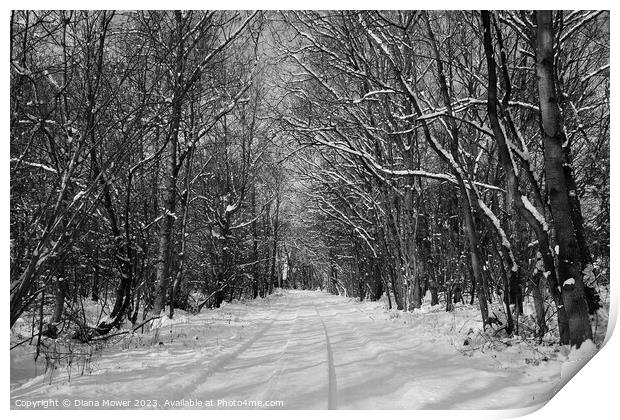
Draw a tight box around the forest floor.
[10,289,601,410]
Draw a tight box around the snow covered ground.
[10,289,599,410]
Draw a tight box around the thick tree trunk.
[536,10,592,347]
[562,119,601,315]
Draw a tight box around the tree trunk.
[153,11,185,315]
[51,278,65,325]
[270,187,281,292]
[430,283,439,306]
[170,143,194,319]
[91,256,100,302]
[530,264,548,338]
[536,10,592,347]
[251,183,260,299]
[372,262,383,301]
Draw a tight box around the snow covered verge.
[11,291,289,394]
[349,287,608,405]
[10,288,609,410]
[362,287,609,359]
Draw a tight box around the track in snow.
[314,302,338,409]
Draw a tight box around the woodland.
[10,10,609,350]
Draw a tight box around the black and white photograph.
[8,6,613,413]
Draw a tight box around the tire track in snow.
[180,296,293,400]
[255,304,301,403]
[315,297,429,409]
[313,300,338,410]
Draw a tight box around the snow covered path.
[11,290,564,409]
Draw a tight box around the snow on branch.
[521,195,549,232]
